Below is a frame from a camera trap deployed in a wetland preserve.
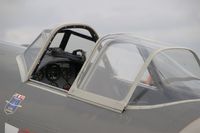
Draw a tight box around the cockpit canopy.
[71,34,200,111]
[17,24,200,112]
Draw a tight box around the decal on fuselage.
[4,93,25,115]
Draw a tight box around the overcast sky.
[0,0,200,53]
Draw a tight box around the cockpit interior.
[31,26,98,91]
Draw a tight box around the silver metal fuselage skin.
[1,42,200,133]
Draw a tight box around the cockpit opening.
[31,26,98,91]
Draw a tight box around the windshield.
[129,49,200,106]
[24,30,50,72]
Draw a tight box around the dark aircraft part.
[32,46,85,89]
[50,48,86,64]
[32,59,81,90]
[72,49,86,61]
[32,70,44,81]
[44,48,85,88]
[46,64,61,81]
[62,64,77,86]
